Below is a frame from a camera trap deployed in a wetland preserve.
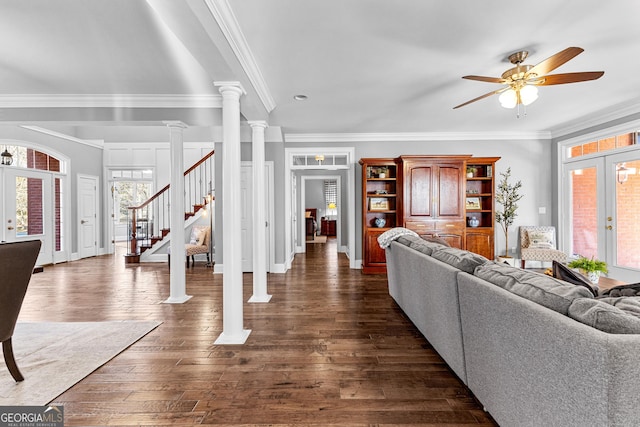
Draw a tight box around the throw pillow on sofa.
[430,247,488,274]
[552,260,598,297]
[474,262,594,315]
[600,282,640,297]
[568,297,640,334]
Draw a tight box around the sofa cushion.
[552,260,598,297]
[422,235,450,247]
[430,247,488,274]
[395,234,441,256]
[474,262,593,314]
[568,297,640,334]
[600,282,640,297]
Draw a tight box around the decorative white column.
[164,121,192,304]
[214,81,251,344]
[248,120,271,303]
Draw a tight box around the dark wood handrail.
[128,150,214,211]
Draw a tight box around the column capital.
[214,81,247,97]
[248,120,269,129]
[163,120,188,129]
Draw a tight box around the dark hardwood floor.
[19,239,497,426]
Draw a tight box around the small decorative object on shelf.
[374,217,386,228]
[468,217,480,227]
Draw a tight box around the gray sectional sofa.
[384,232,640,427]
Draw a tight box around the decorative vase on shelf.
[374,217,386,228]
[468,217,480,228]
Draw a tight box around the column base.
[162,294,193,304]
[248,294,272,303]
[214,329,251,345]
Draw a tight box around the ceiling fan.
[453,47,604,110]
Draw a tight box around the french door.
[3,168,53,265]
[564,151,640,281]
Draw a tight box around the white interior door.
[240,162,272,272]
[4,168,53,265]
[78,175,98,259]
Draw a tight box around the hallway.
[16,240,496,426]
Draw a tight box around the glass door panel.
[4,169,53,265]
[569,166,600,259]
[607,154,640,280]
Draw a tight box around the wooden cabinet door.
[364,229,387,266]
[466,229,494,259]
[436,164,464,218]
[405,164,434,219]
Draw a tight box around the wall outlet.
[538,206,546,214]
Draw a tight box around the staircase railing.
[125,150,215,261]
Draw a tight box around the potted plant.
[568,256,608,283]
[495,167,523,265]
[466,166,477,178]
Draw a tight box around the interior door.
[4,168,53,265]
[78,175,98,259]
[240,163,272,272]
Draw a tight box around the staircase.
[124,151,214,264]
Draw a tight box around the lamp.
[617,163,629,184]
[499,84,538,109]
[315,155,325,165]
[1,146,13,165]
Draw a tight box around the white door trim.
[298,175,342,253]
[284,147,356,270]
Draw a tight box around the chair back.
[0,240,41,341]
[520,226,557,250]
[190,225,211,247]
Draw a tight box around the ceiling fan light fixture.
[499,89,518,109]
[520,84,539,106]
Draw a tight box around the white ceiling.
[2,0,640,138]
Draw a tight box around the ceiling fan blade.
[528,47,584,77]
[535,71,604,86]
[453,88,505,109]
[462,75,505,84]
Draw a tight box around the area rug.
[0,320,161,406]
[308,235,327,243]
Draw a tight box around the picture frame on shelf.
[465,197,481,210]
[369,197,390,211]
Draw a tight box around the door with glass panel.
[565,153,640,281]
[3,168,53,265]
[605,152,640,281]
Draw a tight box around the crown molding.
[0,94,222,109]
[20,125,104,149]
[204,0,276,113]
[549,99,640,140]
[284,131,551,144]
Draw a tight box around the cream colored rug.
[308,235,327,243]
[0,320,161,406]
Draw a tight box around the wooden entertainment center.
[360,155,500,274]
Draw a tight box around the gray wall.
[283,138,554,261]
[0,125,103,254]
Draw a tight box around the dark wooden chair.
[0,239,41,382]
